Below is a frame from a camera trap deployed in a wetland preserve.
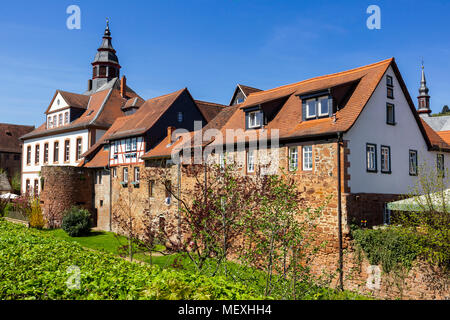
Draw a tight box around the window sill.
[366,169,378,173]
[381,170,392,174]
[409,173,418,176]
[386,122,396,126]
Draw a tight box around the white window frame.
[318,97,330,117]
[302,146,313,171]
[112,167,117,178]
[366,144,377,172]
[132,138,137,151]
[248,111,262,128]
[288,147,298,171]
[247,150,255,173]
[125,139,132,152]
[123,167,128,183]
[306,99,317,119]
[381,146,391,173]
[134,167,140,183]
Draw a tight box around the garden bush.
[0,220,261,300]
[29,198,45,229]
[62,207,91,236]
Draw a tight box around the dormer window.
[302,94,332,120]
[247,110,263,129]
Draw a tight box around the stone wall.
[94,169,111,230]
[309,237,449,300]
[40,166,94,228]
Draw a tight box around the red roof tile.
[0,123,35,153]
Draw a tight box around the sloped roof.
[194,100,227,122]
[82,115,131,159]
[44,91,90,114]
[238,84,262,97]
[107,88,186,140]
[229,84,262,105]
[21,88,135,140]
[436,130,450,146]
[207,58,434,150]
[0,123,34,153]
[142,105,240,160]
[141,132,195,160]
[123,96,145,110]
[421,119,450,150]
[83,147,110,168]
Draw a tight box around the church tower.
[88,19,121,93]
[417,64,431,116]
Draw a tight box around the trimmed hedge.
[0,220,261,300]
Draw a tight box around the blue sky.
[1,0,450,126]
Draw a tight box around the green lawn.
[42,228,178,268]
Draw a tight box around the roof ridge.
[145,88,186,103]
[249,58,393,97]
[195,100,227,107]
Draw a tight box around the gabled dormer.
[230,84,262,106]
[44,90,90,129]
[242,94,291,130]
[298,79,360,121]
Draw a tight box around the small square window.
[178,112,183,123]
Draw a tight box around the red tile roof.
[194,100,227,122]
[0,123,35,153]
[106,88,186,140]
[238,84,262,97]
[421,120,450,150]
[21,88,136,140]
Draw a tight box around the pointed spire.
[88,19,121,93]
[104,18,110,37]
[417,61,431,115]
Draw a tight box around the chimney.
[167,126,176,144]
[120,75,127,98]
[87,79,93,92]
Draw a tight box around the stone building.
[81,88,226,230]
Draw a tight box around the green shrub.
[62,207,91,237]
[0,220,261,300]
[351,226,420,273]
